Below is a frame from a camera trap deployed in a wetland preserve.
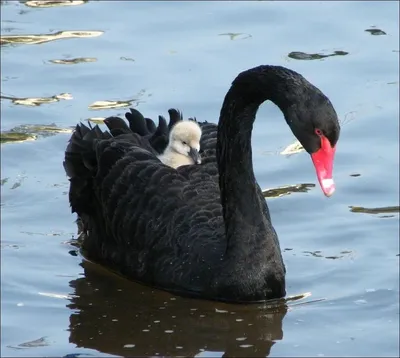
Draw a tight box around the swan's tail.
[125,108,155,136]
[63,122,112,216]
[125,107,182,134]
[64,107,184,215]
[102,116,131,136]
[104,109,168,154]
[123,107,185,154]
[64,121,136,256]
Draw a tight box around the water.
[1,1,399,357]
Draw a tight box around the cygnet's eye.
[182,141,187,145]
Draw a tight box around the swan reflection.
[66,260,287,357]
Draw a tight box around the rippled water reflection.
[1,1,399,357]
[67,260,288,357]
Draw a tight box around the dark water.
[1,1,399,357]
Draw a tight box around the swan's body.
[64,65,340,303]
[158,120,202,168]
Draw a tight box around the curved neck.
[216,66,297,255]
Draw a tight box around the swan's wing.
[145,117,157,133]
[123,108,186,155]
[94,140,220,244]
[125,108,150,136]
[149,115,169,153]
[81,133,225,284]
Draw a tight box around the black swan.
[64,65,340,303]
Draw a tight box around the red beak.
[311,136,336,197]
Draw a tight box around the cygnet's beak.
[189,147,201,164]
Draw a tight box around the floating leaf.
[49,57,97,65]
[88,89,147,110]
[365,28,386,36]
[88,100,135,110]
[286,292,312,302]
[288,50,348,61]
[1,124,73,144]
[24,0,88,7]
[0,132,37,144]
[349,206,399,215]
[1,30,103,46]
[262,183,315,198]
[280,140,304,155]
[1,92,72,106]
[87,117,106,124]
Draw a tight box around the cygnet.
[158,120,202,169]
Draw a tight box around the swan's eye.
[315,128,323,137]
[182,141,187,145]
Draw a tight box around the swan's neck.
[217,97,270,255]
[216,66,302,260]
[158,147,192,169]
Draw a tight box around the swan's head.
[284,93,340,197]
[169,121,202,164]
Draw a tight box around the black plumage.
[64,65,340,303]
[122,107,184,154]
